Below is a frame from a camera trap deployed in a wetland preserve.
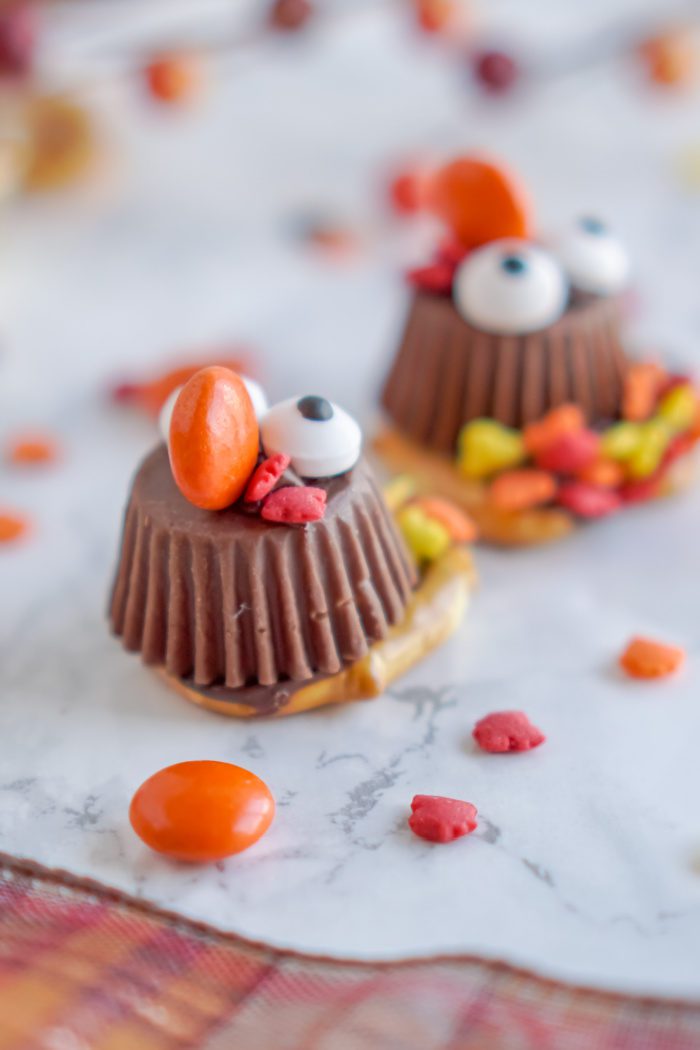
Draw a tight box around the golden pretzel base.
[160,545,476,719]
[373,425,696,548]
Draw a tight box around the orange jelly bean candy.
[523,404,585,456]
[169,366,259,510]
[427,156,533,249]
[619,637,685,680]
[622,363,665,423]
[488,469,557,512]
[130,761,275,862]
[413,496,478,542]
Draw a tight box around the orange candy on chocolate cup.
[427,156,533,249]
[169,366,259,510]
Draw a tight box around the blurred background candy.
[0,0,697,206]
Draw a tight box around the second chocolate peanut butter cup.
[382,290,630,455]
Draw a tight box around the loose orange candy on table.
[0,511,30,544]
[426,156,533,249]
[619,637,685,680]
[488,469,557,512]
[6,433,60,465]
[169,366,259,510]
[130,761,275,862]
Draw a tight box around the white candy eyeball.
[242,375,269,419]
[159,385,182,443]
[453,240,569,335]
[260,395,362,478]
[557,217,630,296]
[158,374,268,443]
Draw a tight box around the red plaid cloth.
[0,853,697,1049]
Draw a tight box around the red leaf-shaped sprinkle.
[261,485,326,524]
[408,795,477,844]
[406,262,455,295]
[244,454,291,503]
[473,711,545,753]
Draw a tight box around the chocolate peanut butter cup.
[110,446,415,695]
[374,155,699,546]
[109,368,475,716]
[382,290,630,453]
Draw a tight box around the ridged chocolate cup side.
[109,447,415,689]
[381,291,631,453]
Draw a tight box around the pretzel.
[373,425,574,546]
[161,545,476,718]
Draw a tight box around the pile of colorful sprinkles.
[455,366,700,521]
[385,474,479,565]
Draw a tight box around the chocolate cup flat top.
[381,290,631,453]
[110,446,415,694]
[133,444,360,541]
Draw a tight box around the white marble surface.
[2,0,700,998]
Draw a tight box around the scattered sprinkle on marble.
[473,711,546,753]
[619,637,686,680]
[409,795,478,843]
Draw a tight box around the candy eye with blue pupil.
[453,240,568,334]
[501,255,527,275]
[557,217,630,296]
